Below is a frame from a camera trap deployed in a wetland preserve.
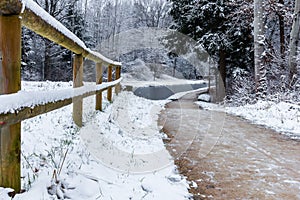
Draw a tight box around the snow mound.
[198,93,211,102]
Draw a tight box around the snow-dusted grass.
[0,81,190,200]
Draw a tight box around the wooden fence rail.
[0,0,122,192]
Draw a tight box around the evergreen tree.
[168,0,254,100]
[21,28,43,80]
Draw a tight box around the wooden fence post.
[0,15,22,192]
[107,65,113,102]
[73,54,83,127]
[95,62,103,111]
[115,66,121,95]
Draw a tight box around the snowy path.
[159,92,300,199]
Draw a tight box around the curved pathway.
[158,92,300,199]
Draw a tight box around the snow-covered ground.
[0,81,191,200]
[2,77,299,199]
[197,100,300,139]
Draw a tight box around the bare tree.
[288,0,300,85]
[133,0,171,28]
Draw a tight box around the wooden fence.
[0,0,121,192]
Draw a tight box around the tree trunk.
[279,0,285,60]
[173,57,176,77]
[43,39,52,80]
[216,49,226,102]
[288,0,300,84]
[254,0,267,97]
[84,0,88,23]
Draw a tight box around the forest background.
[22,0,299,104]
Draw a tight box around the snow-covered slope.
[0,81,191,200]
[196,100,300,139]
[226,101,300,139]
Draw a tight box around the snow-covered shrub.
[226,68,256,106]
[227,65,300,106]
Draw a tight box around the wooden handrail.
[0,0,122,191]
[0,79,122,127]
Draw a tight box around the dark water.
[133,83,207,100]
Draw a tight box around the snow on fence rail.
[0,0,122,192]
[0,79,122,126]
